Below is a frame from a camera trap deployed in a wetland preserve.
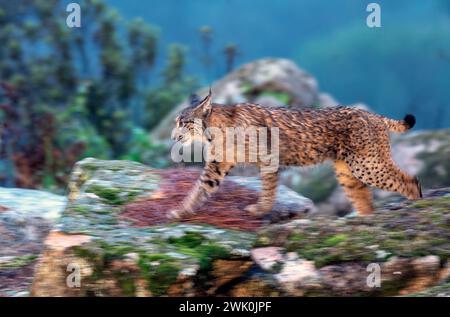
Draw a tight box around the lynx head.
[171,89,213,145]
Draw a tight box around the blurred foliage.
[144,44,197,129]
[223,43,240,73]
[295,165,337,203]
[120,127,169,168]
[0,0,192,191]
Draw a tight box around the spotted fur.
[168,91,422,219]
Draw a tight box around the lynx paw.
[167,208,194,220]
[244,204,268,217]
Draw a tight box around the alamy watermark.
[366,263,381,288]
[66,3,81,28]
[366,3,381,28]
[66,263,81,288]
[170,118,280,173]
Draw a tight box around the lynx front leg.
[168,162,234,219]
[245,170,278,217]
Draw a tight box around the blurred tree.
[0,0,184,190]
[144,44,197,130]
[223,43,240,74]
[198,25,214,81]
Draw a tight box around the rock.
[24,158,450,297]
[316,186,352,216]
[390,129,450,189]
[151,58,320,143]
[227,176,315,221]
[438,260,450,284]
[228,277,280,297]
[31,223,255,296]
[207,259,253,294]
[317,93,339,108]
[399,255,442,295]
[275,257,320,295]
[255,190,450,295]
[0,187,66,296]
[411,260,450,297]
[0,187,66,222]
[280,162,340,215]
[31,158,312,296]
[30,232,93,297]
[410,281,450,297]
[251,247,284,272]
[319,263,370,295]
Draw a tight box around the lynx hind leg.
[334,160,374,215]
[168,162,234,219]
[345,154,422,200]
[245,170,278,216]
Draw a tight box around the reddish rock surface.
[0,205,8,212]
[121,168,266,232]
[0,263,36,297]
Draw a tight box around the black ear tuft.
[189,93,201,107]
[404,114,416,129]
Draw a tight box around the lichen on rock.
[30,158,450,297]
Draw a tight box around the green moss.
[73,242,138,282]
[103,217,119,225]
[113,271,136,296]
[142,254,175,262]
[72,245,105,280]
[168,232,230,271]
[409,281,450,297]
[72,205,89,215]
[85,185,140,205]
[288,233,307,242]
[0,255,38,269]
[138,254,180,296]
[86,185,123,205]
[240,83,253,94]
[323,233,349,247]
[409,200,436,209]
[110,166,125,172]
[73,246,101,262]
[197,244,230,271]
[259,91,291,104]
[81,162,100,172]
[168,231,205,248]
[351,230,377,245]
[100,243,135,262]
[259,191,450,267]
[73,243,142,296]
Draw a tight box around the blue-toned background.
[1,0,449,190]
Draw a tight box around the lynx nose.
[171,129,184,142]
[171,129,178,141]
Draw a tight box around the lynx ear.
[195,88,212,117]
[189,93,201,107]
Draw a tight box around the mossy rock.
[0,255,38,269]
[33,223,255,297]
[257,193,450,268]
[409,281,450,297]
